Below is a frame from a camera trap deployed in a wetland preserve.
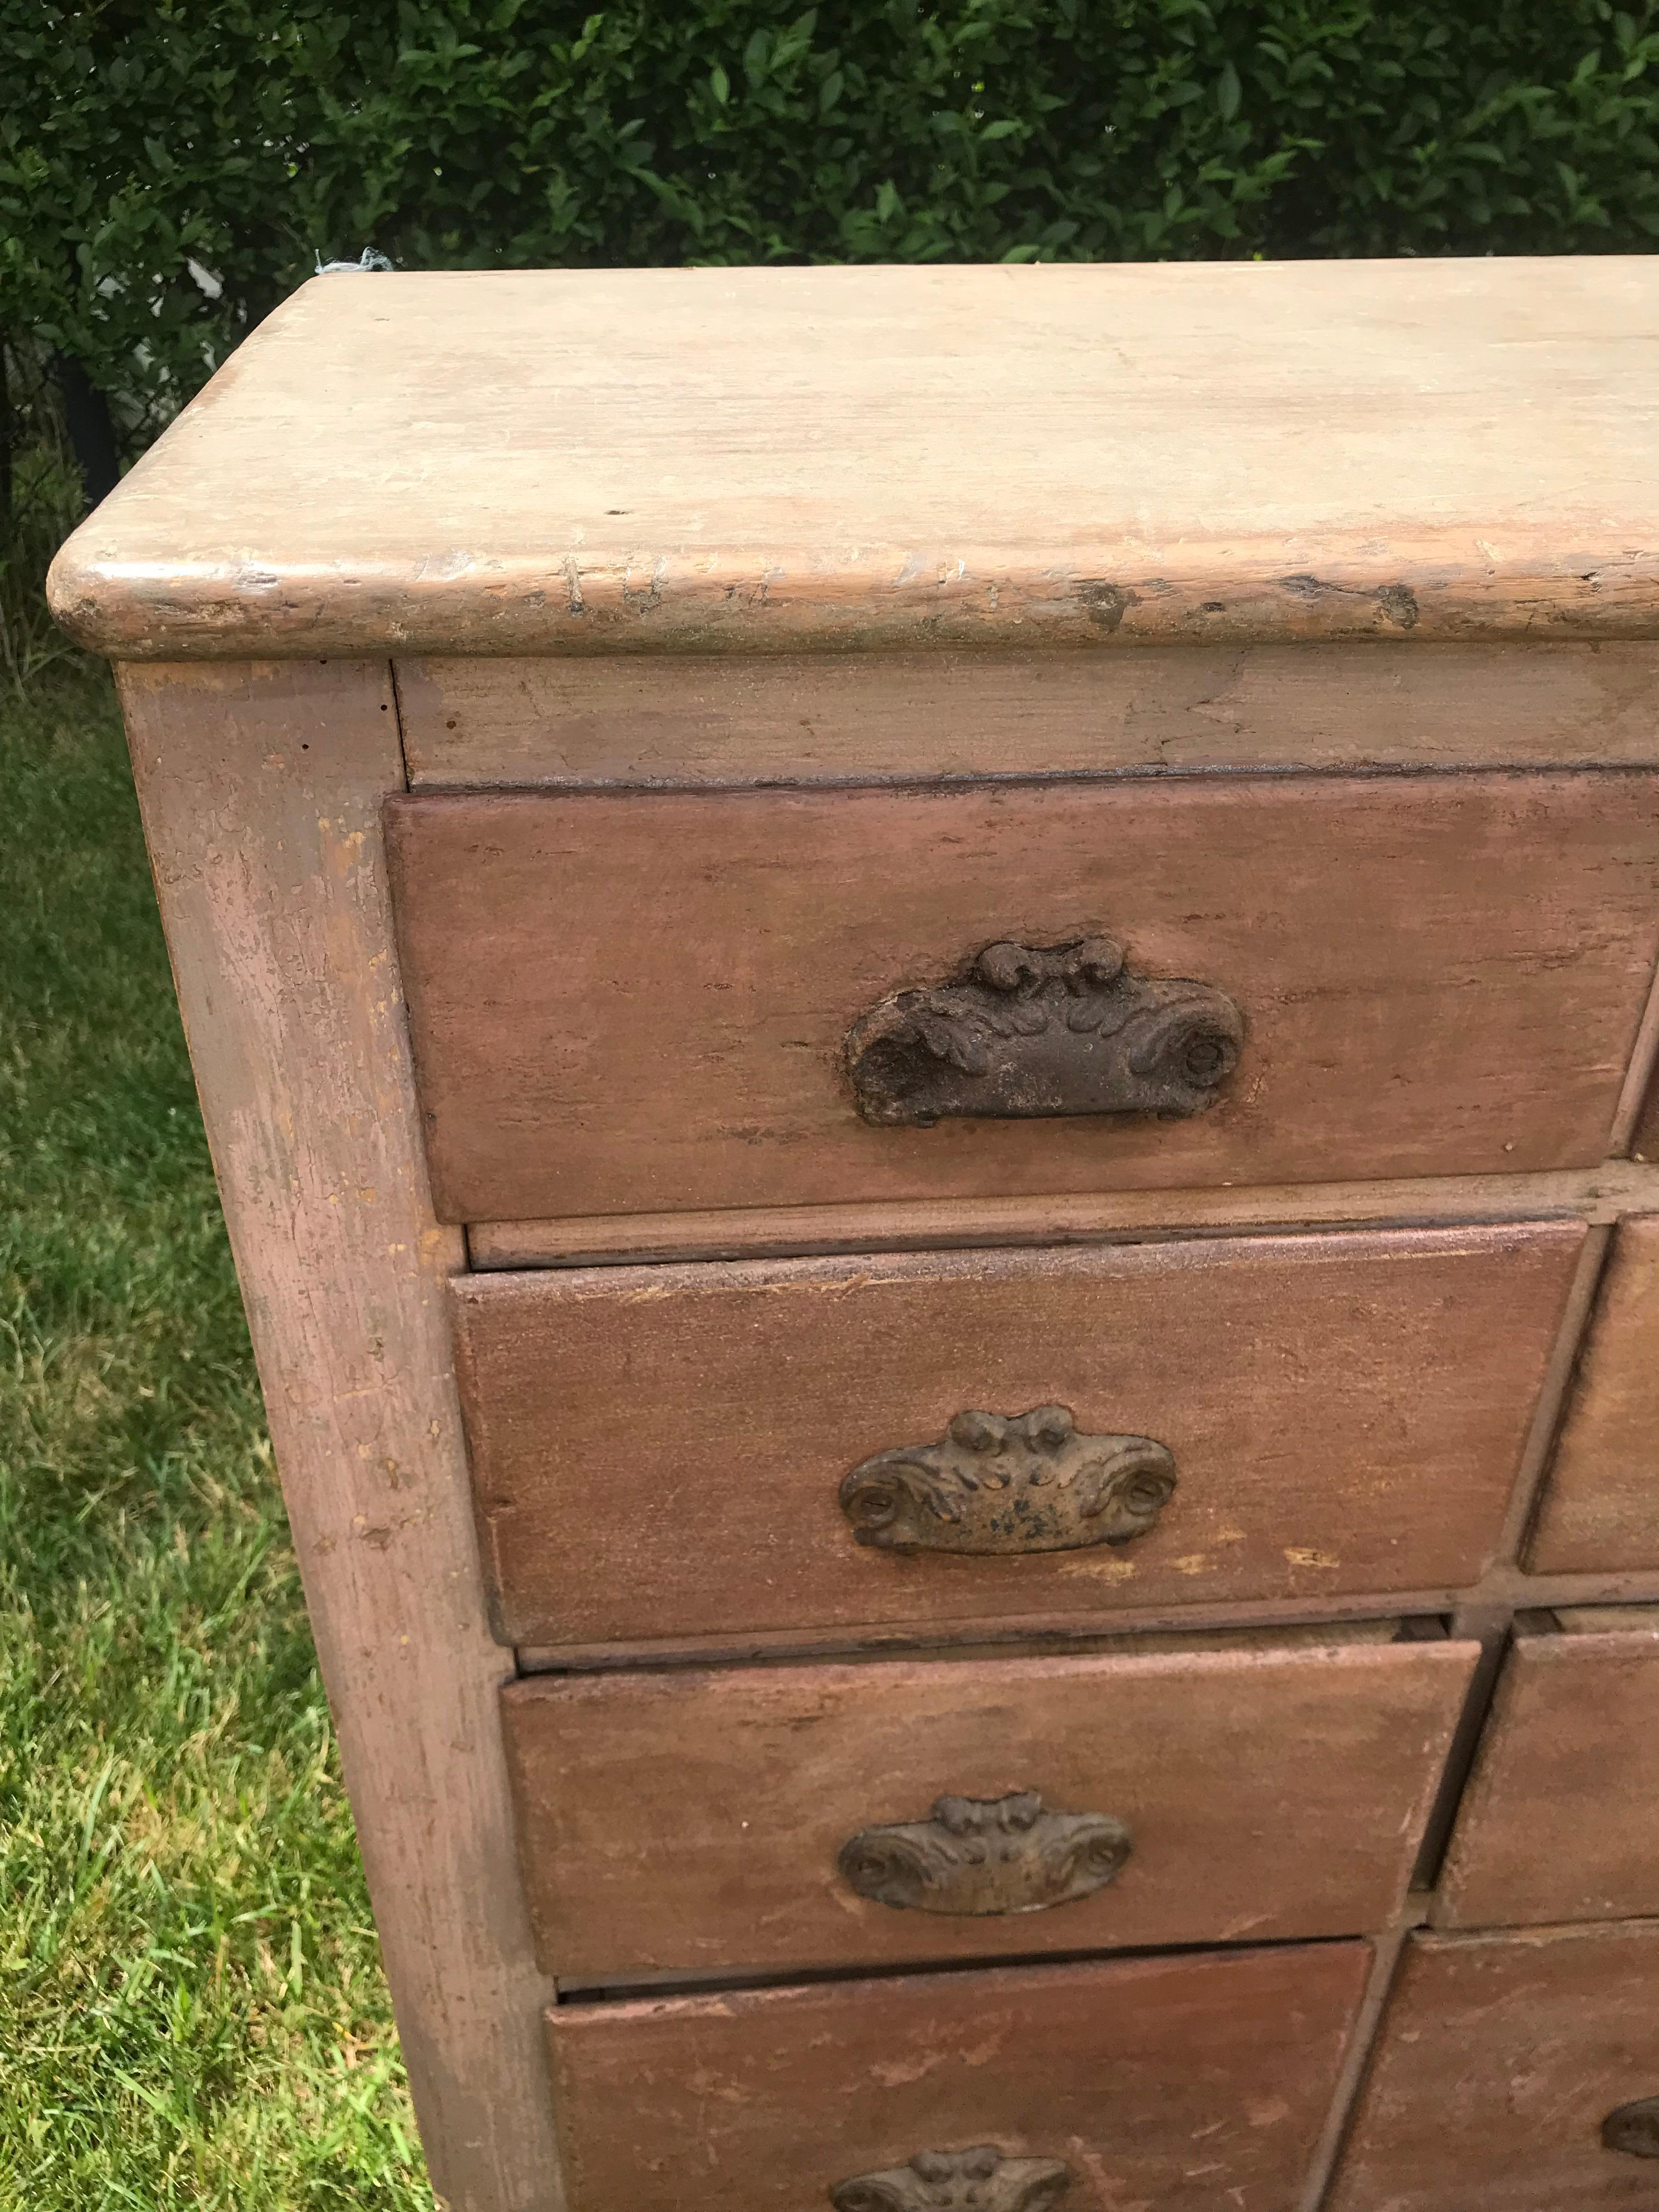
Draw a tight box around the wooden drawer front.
[1436,1609,1659,1929]
[385,772,1659,1225]
[454,1222,1582,1650]
[505,1632,1474,1979]
[1528,1217,1659,1573]
[546,1942,1369,2212]
[1330,1923,1659,2212]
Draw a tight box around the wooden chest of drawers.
[51,258,1659,2212]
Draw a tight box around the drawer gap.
[514,1612,1440,1681]
[551,1927,1372,2008]
[465,1161,1659,1272]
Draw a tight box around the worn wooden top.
[50,257,1659,661]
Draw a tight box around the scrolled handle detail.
[831,2146,1072,2212]
[845,935,1243,1128]
[838,1790,1132,1916]
[840,1404,1176,1556]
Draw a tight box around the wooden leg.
[117,660,562,2212]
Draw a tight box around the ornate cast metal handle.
[831,2147,1071,2212]
[1604,2100,1659,2157]
[840,1404,1176,1556]
[845,935,1243,1128]
[838,1790,1131,1916]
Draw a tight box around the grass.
[0,661,434,2209]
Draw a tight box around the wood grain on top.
[49,258,1659,660]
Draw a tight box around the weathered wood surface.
[49,260,1659,659]
[1528,1216,1659,1573]
[469,1159,1659,1269]
[1436,1610,1659,1928]
[545,1942,1370,2212]
[503,1632,1475,1978]
[452,1223,1583,1649]
[388,772,1659,1224]
[400,641,1659,787]
[1328,1922,1659,2212]
[117,662,562,2212]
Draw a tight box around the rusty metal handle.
[845,935,1243,1128]
[1604,2100,1659,2157]
[831,2146,1073,2212]
[840,1404,1176,1556]
[838,1790,1132,1917]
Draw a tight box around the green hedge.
[4,0,1659,447]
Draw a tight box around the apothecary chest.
[51,258,1659,2212]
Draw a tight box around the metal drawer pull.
[845,934,1243,1128]
[840,1404,1176,1556]
[1604,2099,1659,2156]
[839,1790,1131,1916]
[832,2146,1072,2211]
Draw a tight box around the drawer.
[545,1940,1370,2212]
[1527,1216,1659,1572]
[385,771,1659,1224]
[504,1626,1475,1980]
[1329,1923,1659,2212]
[453,1222,1582,1650]
[1435,1606,1659,1929]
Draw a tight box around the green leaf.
[3,0,1657,447]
